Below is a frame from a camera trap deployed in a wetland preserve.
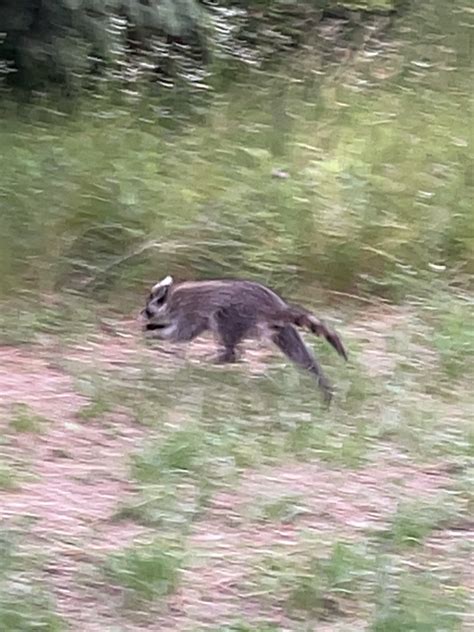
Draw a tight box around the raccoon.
[139,276,348,403]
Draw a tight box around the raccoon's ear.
[151,275,173,301]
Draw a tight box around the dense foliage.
[0,0,398,93]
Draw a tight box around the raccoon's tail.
[273,306,348,361]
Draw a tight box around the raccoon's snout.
[145,323,168,331]
[138,307,148,320]
[138,308,153,332]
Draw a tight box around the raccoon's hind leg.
[211,306,252,363]
[271,325,333,404]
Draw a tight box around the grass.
[375,497,458,548]
[290,543,372,616]
[103,537,184,606]
[0,292,102,347]
[0,462,18,491]
[0,437,32,491]
[113,374,372,527]
[371,571,467,632]
[8,403,49,434]
[245,532,468,627]
[429,293,474,381]
[0,527,64,632]
[248,539,375,618]
[256,495,309,524]
[0,288,471,629]
[0,3,471,302]
[0,1,472,629]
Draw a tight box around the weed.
[0,461,18,491]
[251,540,375,619]
[0,294,98,347]
[258,495,309,524]
[286,541,375,617]
[0,527,64,631]
[377,498,459,548]
[73,370,125,421]
[125,420,237,528]
[114,477,203,531]
[8,403,48,434]
[0,589,64,632]
[371,570,466,631]
[429,292,474,381]
[103,537,184,605]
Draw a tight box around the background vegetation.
[1,0,471,303]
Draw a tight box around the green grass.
[429,293,474,381]
[255,494,309,524]
[286,542,374,617]
[375,497,460,548]
[8,404,49,434]
[112,365,374,527]
[103,537,184,606]
[245,531,468,626]
[0,292,103,347]
[250,540,375,618]
[0,462,18,491]
[0,527,64,631]
[371,571,466,631]
[0,2,471,302]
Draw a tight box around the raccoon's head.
[140,275,174,330]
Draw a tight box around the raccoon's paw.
[318,377,334,408]
[215,348,239,364]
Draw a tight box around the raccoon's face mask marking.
[140,275,173,330]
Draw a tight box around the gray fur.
[140,277,347,403]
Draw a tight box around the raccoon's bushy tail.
[273,306,348,361]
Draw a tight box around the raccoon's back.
[170,279,287,314]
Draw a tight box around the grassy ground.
[0,2,472,629]
[0,285,472,630]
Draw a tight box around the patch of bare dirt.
[0,345,85,417]
[347,303,437,378]
[212,456,453,530]
[0,345,147,628]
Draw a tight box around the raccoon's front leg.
[211,306,251,363]
[272,325,334,405]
